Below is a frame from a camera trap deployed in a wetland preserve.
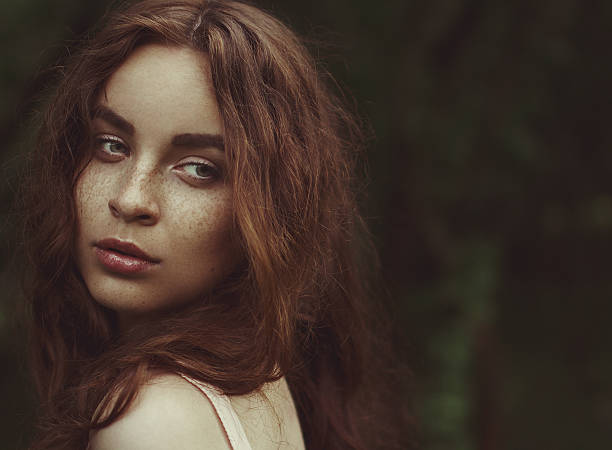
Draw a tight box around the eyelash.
[93,134,221,185]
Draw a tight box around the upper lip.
[95,238,160,263]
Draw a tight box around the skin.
[75,44,242,327]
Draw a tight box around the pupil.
[196,165,210,177]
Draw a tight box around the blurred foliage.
[1,0,611,449]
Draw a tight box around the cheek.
[171,191,240,269]
[75,176,91,220]
[75,172,94,233]
[75,165,104,221]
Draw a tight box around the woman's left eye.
[178,161,220,184]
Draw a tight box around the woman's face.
[75,44,241,323]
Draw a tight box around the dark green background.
[1,1,611,449]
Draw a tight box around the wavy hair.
[20,1,406,448]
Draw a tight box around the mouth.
[94,238,160,274]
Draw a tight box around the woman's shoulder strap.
[179,374,253,450]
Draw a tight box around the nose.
[109,168,160,226]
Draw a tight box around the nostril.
[108,200,120,218]
[133,212,157,227]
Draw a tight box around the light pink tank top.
[179,374,253,450]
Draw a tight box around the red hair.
[20,1,408,448]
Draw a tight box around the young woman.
[20,1,406,448]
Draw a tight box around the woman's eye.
[103,141,126,154]
[94,135,128,159]
[179,162,220,183]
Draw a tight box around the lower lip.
[94,246,157,274]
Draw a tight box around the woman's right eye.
[94,135,129,160]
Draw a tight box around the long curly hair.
[19,1,407,448]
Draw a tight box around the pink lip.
[94,238,160,274]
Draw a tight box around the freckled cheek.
[75,172,95,231]
[74,165,115,234]
[74,170,100,271]
[169,193,238,263]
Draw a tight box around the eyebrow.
[93,105,135,136]
[172,133,224,151]
[92,105,225,151]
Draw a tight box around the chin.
[89,279,211,319]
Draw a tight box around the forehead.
[99,44,222,136]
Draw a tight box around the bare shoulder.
[231,378,305,450]
[88,374,229,450]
